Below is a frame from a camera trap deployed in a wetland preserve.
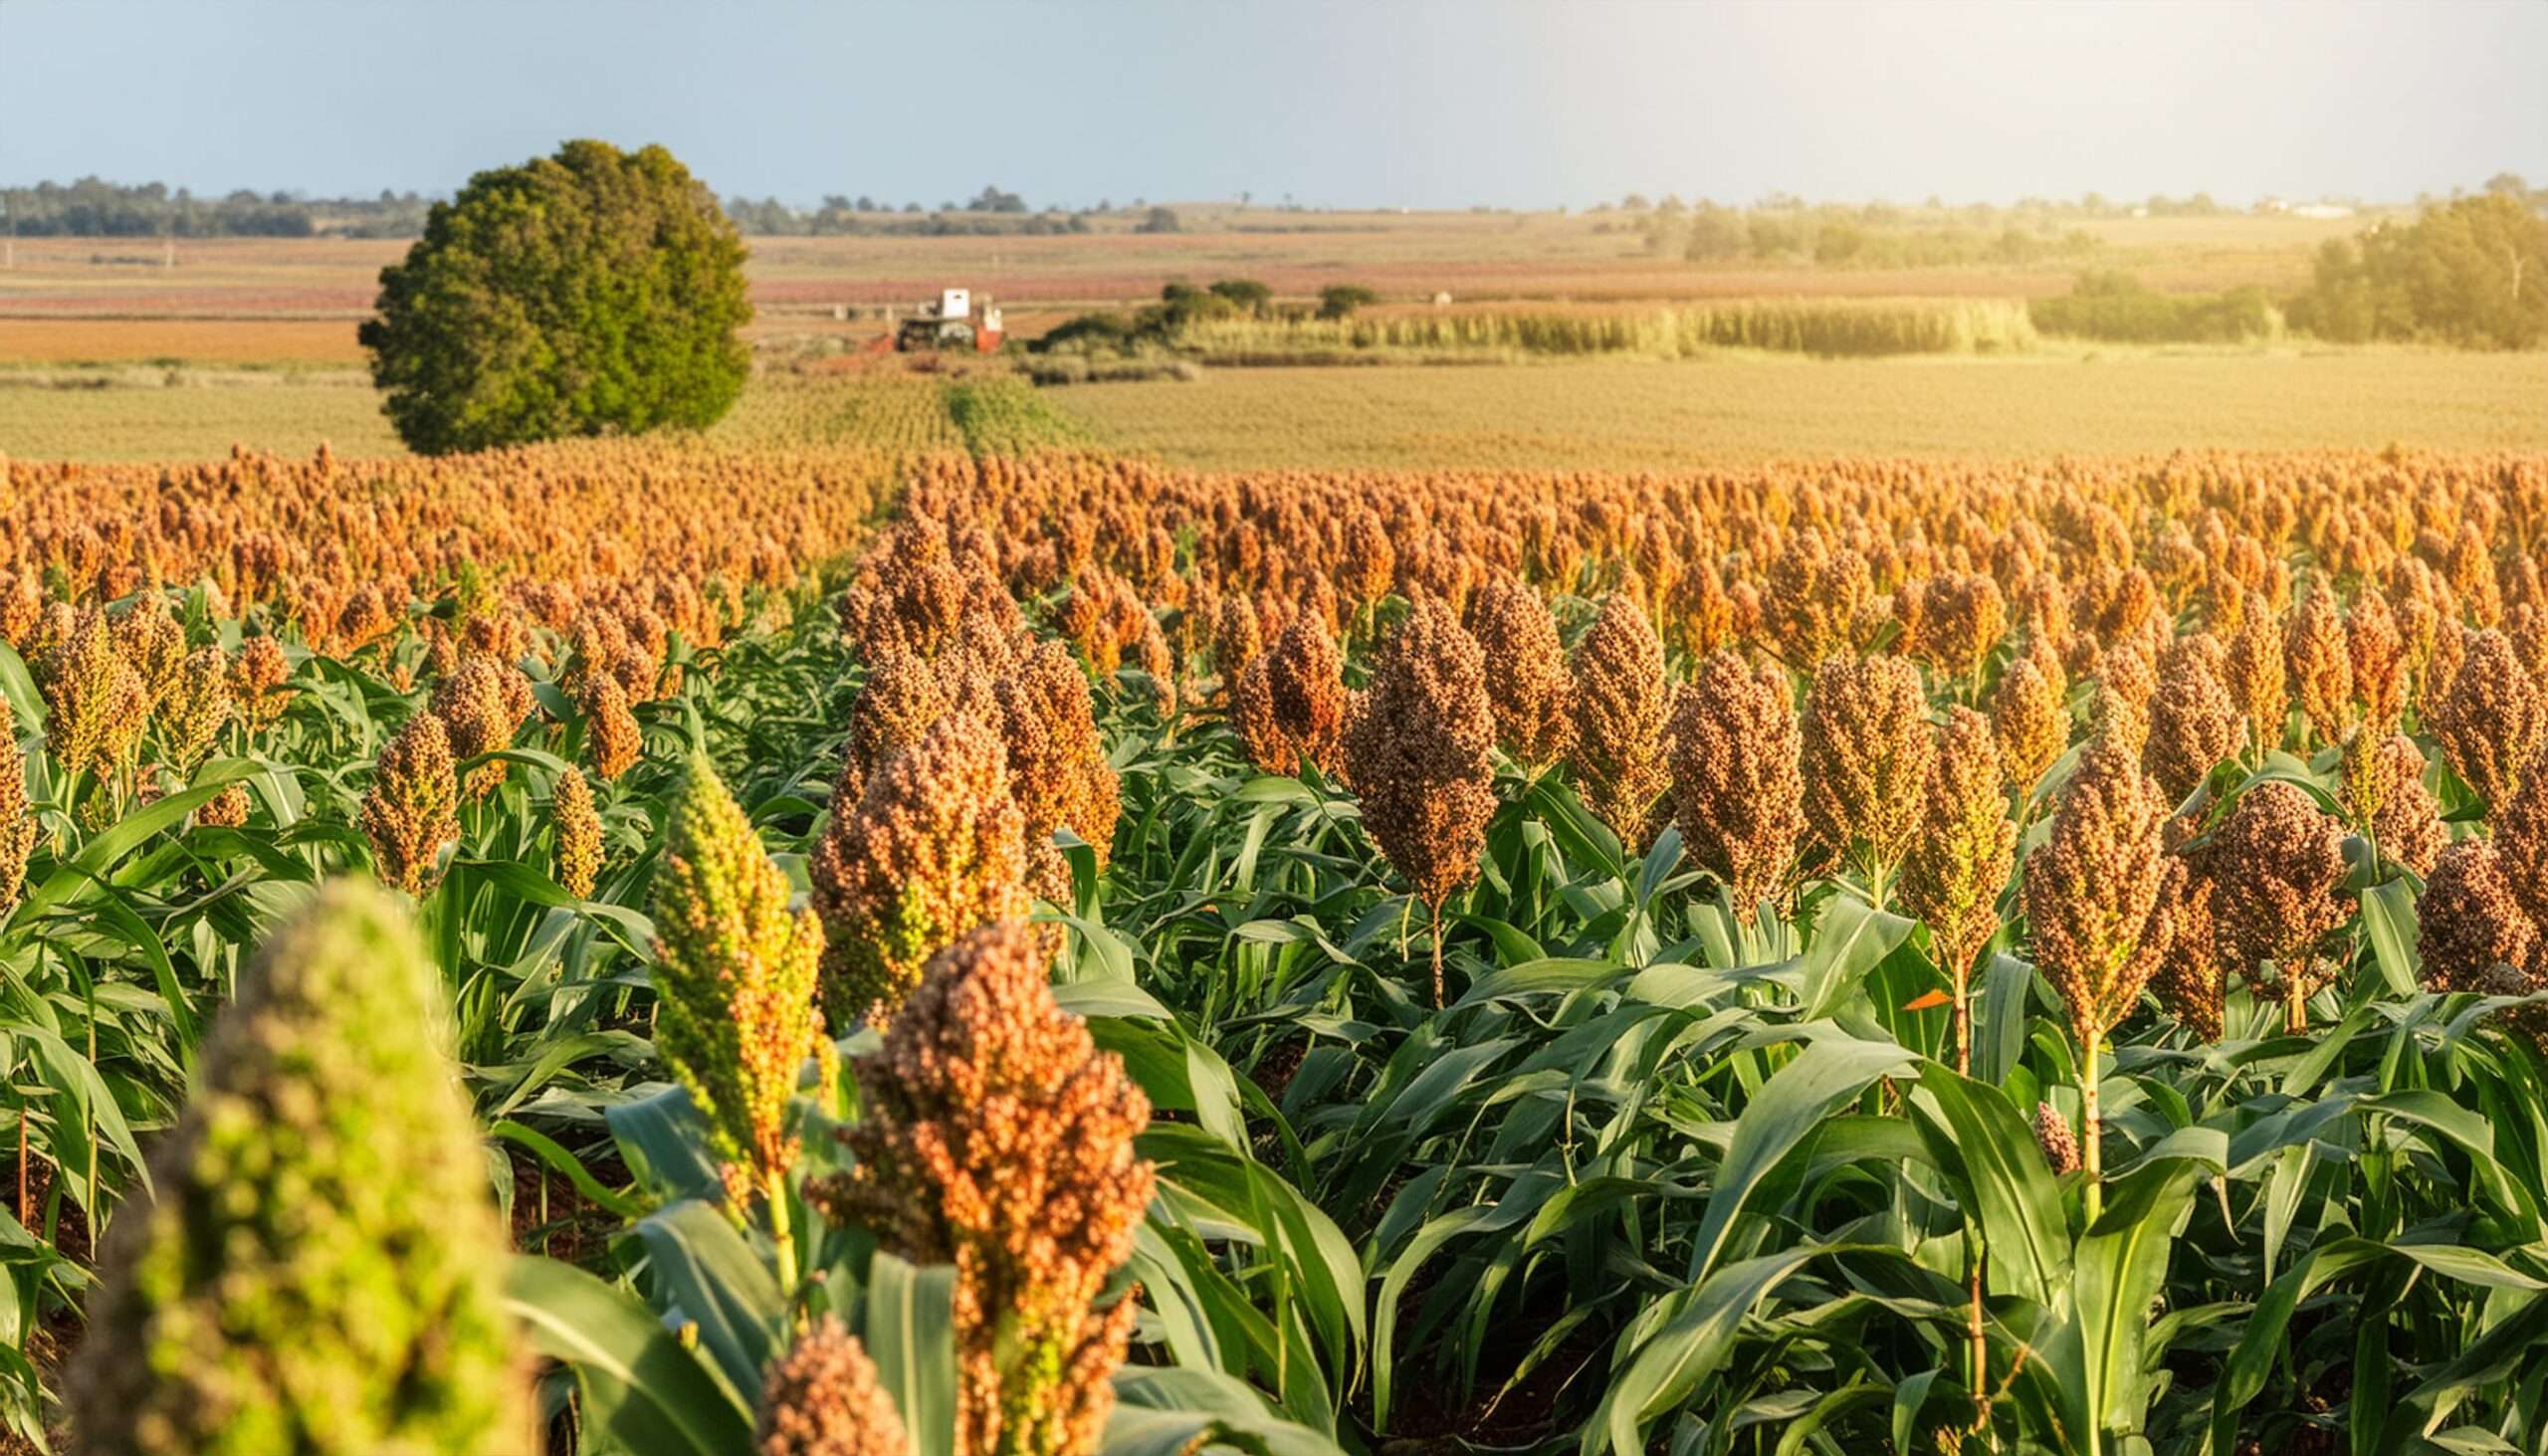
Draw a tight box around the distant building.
[2291,203,2356,220]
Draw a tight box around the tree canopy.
[2287,193,2548,348]
[359,139,752,454]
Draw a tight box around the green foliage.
[1314,285,1376,321]
[1207,278,1274,314]
[2031,270,2282,343]
[65,880,528,1455]
[2287,193,2548,347]
[1037,278,1282,360]
[945,379,1093,457]
[1670,203,2100,269]
[359,138,753,453]
[1172,297,2038,360]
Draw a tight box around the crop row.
[0,432,2542,1453]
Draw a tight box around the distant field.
[0,374,401,461]
[0,212,2364,348]
[0,317,366,364]
[1045,349,2548,469]
[10,342,2539,469]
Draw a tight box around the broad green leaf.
[504,1256,752,1456]
[1686,1035,1918,1284]
[1907,1065,2069,1306]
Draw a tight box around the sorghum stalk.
[2020,736,2178,1224]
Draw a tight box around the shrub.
[2030,271,2280,343]
[1316,284,1377,320]
[359,139,752,453]
[1208,278,1274,313]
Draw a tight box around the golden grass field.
[0,371,401,461]
[0,317,368,364]
[1046,349,2548,470]
[7,346,2542,468]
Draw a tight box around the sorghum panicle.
[2024,738,2179,1047]
[359,712,460,897]
[1988,650,2065,798]
[0,733,34,914]
[1232,616,1349,779]
[2368,733,2447,876]
[1668,651,1805,911]
[2033,1102,2081,1175]
[1462,574,1575,771]
[430,655,528,800]
[811,712,1032,1031]
[811,921,1154,1456]
[553,767,604,899]
[1342,596,1498,1002]
[1902,707,2016,989]
[2416,838,2538,994]
[2222,592,2289,759]
[2284,585,2353,747]
[2209,781,2352,1032]
[1903,572,2007,688]
[2144,632,2244,802]
[755,1317,911,1456]
[2348,587,2408,731]
[2434,628,2544,811]
[232,633,293,730]
[1569,593,1673,848]
[1799,652,1934,891]
[2151,855,2229,1042]
[580,671,643,781]
[651,755,828,1212]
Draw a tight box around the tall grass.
[1171,298,2038,360]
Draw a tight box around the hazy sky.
[4,0,2542,210]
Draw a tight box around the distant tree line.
[0,177,417,238]
[0,176,1109,241]
[718,184,1112,237]
[1663,199,2102,269]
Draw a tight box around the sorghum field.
[2,357,2546,1454]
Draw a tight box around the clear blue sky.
[3,0,2541,210]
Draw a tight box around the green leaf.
[632,1198,783,1407]
[1586,1245,1827,1455]
[2360,879,2422,997]
[1686,1035,1918,1284]
[492,1119,645,1220]
[1108,1367,1346,1456]
[504,1256,753,1456]
[1797,896,1917,1021]
[2071,1162,2199,1437]
[1908,1065,2070,1307]
[862,1254,960,1456]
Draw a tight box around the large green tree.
[360,138,751,454]
[2287,192,2548,348]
